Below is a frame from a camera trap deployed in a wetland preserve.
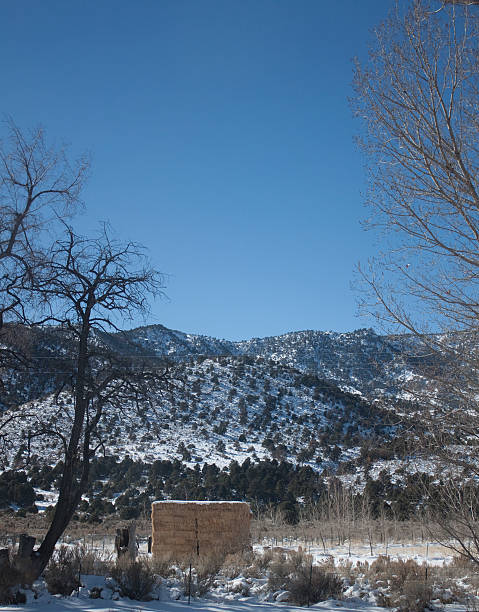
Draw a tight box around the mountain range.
[1,323,422,470]
[107,324,414,395]
[0,322,454,518]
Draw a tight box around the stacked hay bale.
[151,500,251,559]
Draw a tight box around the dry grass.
[221,550,255,579]
[180,552,226,598]
[367,557,430,610]
[266,550,343,605]
[2,513,434,551]
[333,554,479,610]
[0,512,153,543]
[44,545,82,596]
[5,512,479,609]
[149,554,178,578]
[110,557,158,601]
[75,544,113,576]
[251,517,430,549]
[247,549,274,576]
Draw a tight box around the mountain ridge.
[114,324,407,396]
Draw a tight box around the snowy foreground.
[1,589,467,612]
[2,541,473,612]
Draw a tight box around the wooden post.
[13,534,36,582]
[0,548,10,571]
[128,523,137,560]
[18,534,36,558]
[188,562,192,605]
[121,528,129,548]
[307,562,312,608]
[114,529,122,557]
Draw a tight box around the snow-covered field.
[0,594,423,612]
[308,541,454,567]
[3,539,475,612]
[3,584,469,612]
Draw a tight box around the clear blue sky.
[1,1,394,341]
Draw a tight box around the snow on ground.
[3,584,469,612]
[45,536,455,569]
[4,539,472,612]
[309,542,454,568]
[0,596,406,612]
[34,489,59,511]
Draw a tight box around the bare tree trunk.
[15,325,91,581]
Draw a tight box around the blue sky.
[1,1,394,340]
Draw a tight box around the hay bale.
[151,500,251,559]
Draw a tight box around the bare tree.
[354,0,479,561]
[443,1,479,5]
[0,119,88,471]
[354,0,479,336]
[4,226,168,581]
[353,0,479,400]
[0,119,88,328]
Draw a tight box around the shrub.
[76,545,112,576]
[367,556,431,612]
[195,558,221,597]
[398,580,432,612]
[288,565,343,606]
[0,553,25,606]
[451,554,479,570]
[250,549,274,574]
[267,550,343,605]
[267,553,291,591]
[110,558,157,601]
[183,553,225,598]
[150,555,176,578]
[44,545,82,596]
[368,556,425,586]
[222,550,255,579]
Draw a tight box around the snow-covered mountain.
[3,353,396,470]
[0,323,418,473]
[0,323,449,516]
[109,325,411,396]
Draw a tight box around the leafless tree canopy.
[0,123,169,582]
[355,0,479,564]
[0,119,88,326]
[354,0,479,336]
[443,1,479,5]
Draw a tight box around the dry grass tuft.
[44,545,82,596]
[110,557,158,601]
[76,544,113,576]
[222,550,255,579]
[181,552,226,598]
[267,550,343,605]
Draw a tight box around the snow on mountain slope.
[116,325,410,396]
[1,354,395,475]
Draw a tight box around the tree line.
[1,455,442,527]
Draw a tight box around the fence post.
[307,562,312,607]
[188,562,192,605]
